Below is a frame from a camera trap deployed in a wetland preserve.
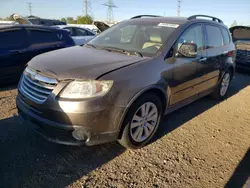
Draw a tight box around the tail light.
[225,51,233,57]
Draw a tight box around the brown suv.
[16,15,236,149]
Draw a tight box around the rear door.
[26,28,66,59]
[220,26,235,67]
[195,24,223,91]
[169,24,206,105]
[0,27,29,81]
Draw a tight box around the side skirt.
[165,87,215,115]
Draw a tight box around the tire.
[212,70,232,100]
[118,93,163,149]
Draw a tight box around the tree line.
[60,15,93,24]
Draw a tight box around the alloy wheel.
[130,102,158,143]
[220,73,230,96]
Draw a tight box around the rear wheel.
[118,93,163,149]
[212,70,232,100]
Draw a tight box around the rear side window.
[87,31,95,36]
[205,25,223,48]
[0,28,27,49]
[75,28,87,36]
[221,27,230,45]
[28,29,62,45]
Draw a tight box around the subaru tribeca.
[16,15,236,149]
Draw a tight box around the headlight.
[60,80,113,99]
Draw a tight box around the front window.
[176,24,204,53]
[88,21,178,57]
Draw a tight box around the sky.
[0,0,249,26]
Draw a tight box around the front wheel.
[212,70,232,100]
[118,93,163,149]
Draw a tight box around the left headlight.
[60,80,113,99]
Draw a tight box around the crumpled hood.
[28,46,146,80]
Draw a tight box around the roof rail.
[187,15,223,23]
[130,15,162,19]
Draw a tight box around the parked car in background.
[28,16,66,26]
[17,15,235,149]
[93,21,111,33]
[230,26,250,70]
[0,25,75,84]
[54,25,96,45]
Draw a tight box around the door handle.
[199,57,207,62]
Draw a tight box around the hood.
[11,13,32,25]
[93,21,110,32]
[28,46,146,80]
[230,26,250,41]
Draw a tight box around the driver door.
[169,24,206,105]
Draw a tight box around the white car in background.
[54,25,96,45]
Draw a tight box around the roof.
[54,25,95,33]
[27,15,40,19]
[0,24,63,31]
[127,16,188,24]
[126,15,226,26]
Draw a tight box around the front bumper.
[16,93,125,146]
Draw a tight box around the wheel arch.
[220,65,235,82]
[227,66,235,80]
[118,85,168,139]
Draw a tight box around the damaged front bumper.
[16,94,123,146]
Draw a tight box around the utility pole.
[27,2,32,16]
[83,0,92,16]
[177,0,181,17]
[103,0,117,24]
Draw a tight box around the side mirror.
[178,43,198,58]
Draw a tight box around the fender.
[117,84,168,135]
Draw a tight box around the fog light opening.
[72,130,86,141]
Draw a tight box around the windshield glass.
[88,21,178,57]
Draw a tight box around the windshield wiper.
[102,46,125,53]
[134,51,143,57]
[86,44,96,48]
[102,47,143,57]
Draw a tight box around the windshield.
[88,21,177,57]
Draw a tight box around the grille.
[236,50,250,62]
[19,67,58,103]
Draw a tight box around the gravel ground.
[0,72,250,188]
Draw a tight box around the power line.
[177,0,181,17]
[27,2,32,16]
[103,0,117,24]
